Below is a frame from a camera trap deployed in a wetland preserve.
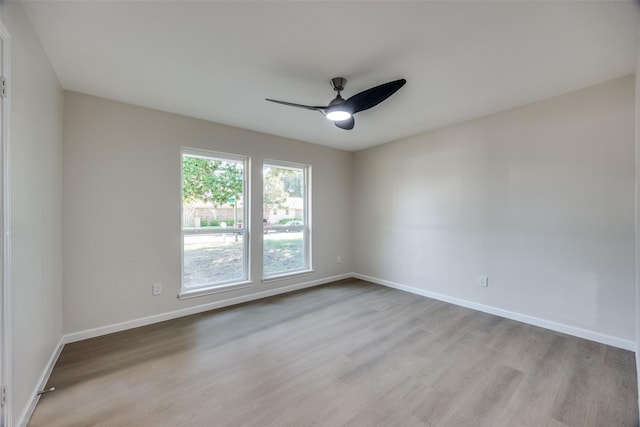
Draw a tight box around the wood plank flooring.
[28,279,638,426]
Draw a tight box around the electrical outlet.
[152,283,162,296]
[479,276,489,288]
[337,255,342,264]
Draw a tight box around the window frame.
[262,160,312,282]
[179,148,251,299]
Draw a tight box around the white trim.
[0,21,11,427]
[262,158,309,171]
[306,165,312,272]
[353,273,636,351]
[262,269,314,284]
[16,337,64,427]
[51,271,635,348]
[18,272,635,426]
[181,147,247,163]
[65,273,351,344]
[178,281,252,300]
[634,32,640,421]
[20,274,349,424]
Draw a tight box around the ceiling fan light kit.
[325,109,351,121]
[266,77,406,130]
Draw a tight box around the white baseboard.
[64,273,351,344]
[352,273,636,351]
[19,272,634,427]
[17,336,65,427]
[18,274,350,426]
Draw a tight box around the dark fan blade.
[343,79,406,114]
[334,116,355,130]
[265,99,327,111]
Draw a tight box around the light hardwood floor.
[29,279,638,426]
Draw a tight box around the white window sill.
[178,281,252,300]
[262,269,314,284]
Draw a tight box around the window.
[263,161,310,279]
[181,149,248,296]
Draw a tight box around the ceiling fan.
[266,77,406,130]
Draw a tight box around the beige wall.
[63,91,352,334]
[1,1,64,423]
[353,75,635,344]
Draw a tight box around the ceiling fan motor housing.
[330,77,347,92]
[329,94,347,106]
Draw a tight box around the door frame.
[0,19,12,427]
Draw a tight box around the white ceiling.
[22,1,640,152]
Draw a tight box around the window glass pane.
[183,232,245,287]
[263,163,308,277]
[182,151,247,289]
